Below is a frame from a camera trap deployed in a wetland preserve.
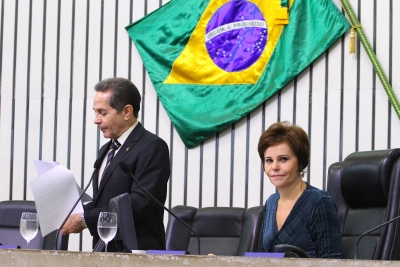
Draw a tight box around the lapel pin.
[126,148,129,151]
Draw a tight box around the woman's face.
[263,142,300,189]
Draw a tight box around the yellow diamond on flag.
[164,0,292,85]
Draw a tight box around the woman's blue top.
[261,183,341,258]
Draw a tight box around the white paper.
[77,186,93,204]
[33,160,59,176]
[30,163,84,236]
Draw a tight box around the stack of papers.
[29,161,92,236]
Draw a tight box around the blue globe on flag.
[205,0,268,72]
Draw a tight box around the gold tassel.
[349,27,356,54]
[349,25,362,54]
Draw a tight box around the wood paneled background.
[0,0,399,251]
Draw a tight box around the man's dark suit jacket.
[83,122,170,251]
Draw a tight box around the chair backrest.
[0,200,69,250]
[327,162,346,234]
[165,205,264,256]
[327,149,400,260]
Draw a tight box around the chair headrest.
[341,149,400,208]
[0,201,36,228]
[193,207,246,236]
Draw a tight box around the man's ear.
[123,105,134,120]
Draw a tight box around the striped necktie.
[105,140,121,168]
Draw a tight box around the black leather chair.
[0,200,69,250]
[327,149,400,260]
[165,205,264,256]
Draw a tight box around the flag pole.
[340,0,400,119]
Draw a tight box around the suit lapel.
[96,123,144,202]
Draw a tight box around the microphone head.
[119,162,130,173]
[93,158,102,169]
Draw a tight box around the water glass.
[20,212,39,249]
[97,212,117,252]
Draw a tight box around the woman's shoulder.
[305,183,332,196]
[265,192,280,206]
[302,184,335,205]
[267,191,279,200]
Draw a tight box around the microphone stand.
[354,215,400,259]
[119,162,201,255]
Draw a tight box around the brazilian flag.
[126,0,350,148]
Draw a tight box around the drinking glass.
[97,212,117,252]
[20,212,39,249]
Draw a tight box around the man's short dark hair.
[94,77,141,118]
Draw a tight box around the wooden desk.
[0,249,398,267]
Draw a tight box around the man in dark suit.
[61,77,170,251]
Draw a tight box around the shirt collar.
[113,120,139,147]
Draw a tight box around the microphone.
[119,161,201,255]
[354,214,400,259]
[275,244,310,258]
[54,158,102,250]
